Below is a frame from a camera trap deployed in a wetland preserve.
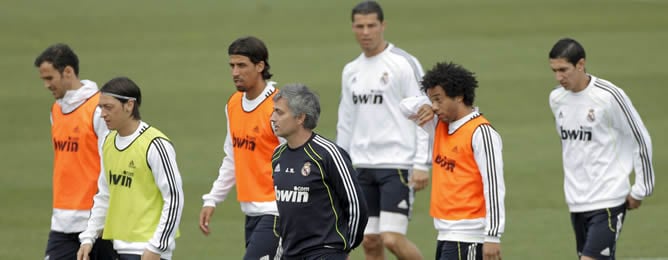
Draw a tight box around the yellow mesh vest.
[102,127,179,241]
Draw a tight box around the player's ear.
[256,61,265,73]
[297,113,306,126]
[576,58,586,72]
[63,66,75,79]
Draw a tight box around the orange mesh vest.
[227,90,279,202]
[430,115,490,220]
[50,92,101,210]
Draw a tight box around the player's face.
[98,94,133,131]
[427,86,459,123]
[229,55,264,93]
[38,62,74,99]
[352,13,386,56]
[271,97,301,138]
[549,58,586,92]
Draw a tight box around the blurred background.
[1,0,666,259]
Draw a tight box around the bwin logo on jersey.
[53,136,79,152]
[275,186,310,203]
[352,91,383,105]
[560,126,592,141]
[434,154,455,172]
[232,134,256,151]
[108,170,133,188]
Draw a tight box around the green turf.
[1,0,666,259]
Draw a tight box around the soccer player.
[548,38,655,260]
[400,61,506,260]
[270,83,368,259]
[76,77,184,260]
[199,36,282,259]
[336,1,429,259]
[34,43,117,260]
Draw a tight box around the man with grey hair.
[270,84,368,259]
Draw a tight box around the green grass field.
[1,0,666,259]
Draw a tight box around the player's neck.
[117,119,141,137]
[573,74,591,93]
[363,41,388,57]
[245,80,266,100]
[286,129,313,149]
[453,106,475,122]
[66,78,84,91]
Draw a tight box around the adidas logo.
[128,160,136,169]
[73,126,80,133]
[600,247,610,256]
[274,163,281,172]
[451,146,459,153]
[559,111,564,118]
[259,255,269,260]
[397,200,408,209]
[253,126,260,133]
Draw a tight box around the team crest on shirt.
[380,72,389,85]
[301,161,312,176]
[587,109,595,122]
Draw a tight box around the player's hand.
[141,249,161,260]
[409,169,429,191]
[76,243,92,260]
[199,206,216,235]
[409,104,434,126]
[483,242,502,260]
[626,194,642,210]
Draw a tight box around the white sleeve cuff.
[412,164,430,172]
[484,235,501,243]
[202,199,218,208]
[80,238,95,245]
[146,242,163,254]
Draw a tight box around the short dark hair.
[100,77,142,120]
[228,36,273,80]
[548,38,586,66]
[421,62,478,106]
[351,1,384,22]
[273,83,321,130]
[34,43,80,76]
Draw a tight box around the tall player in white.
[548,38,655,260]
[337,1,429,259]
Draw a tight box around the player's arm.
[399,96,437,135]
[322,143,368,250]
[609,89,655,203]
[93,106,111,185]
[201,105,237,206]
[78,144,111,245]
[200,106,237,234]
[401,58,432,189]
[336,67,354,152]
[146,138,184,255]
[472,124,506,244]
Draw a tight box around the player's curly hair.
[420,61,478,106]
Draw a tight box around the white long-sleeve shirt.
[201,82,282,216]
[79,121,184,259]
[49,79,109,233]
[400,96,506,243]
[549,74,654,212]
[337,43,430,171]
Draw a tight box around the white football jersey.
[549,74,654,212]
[337,43,430,170]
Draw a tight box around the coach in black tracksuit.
[270,83,368,260]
